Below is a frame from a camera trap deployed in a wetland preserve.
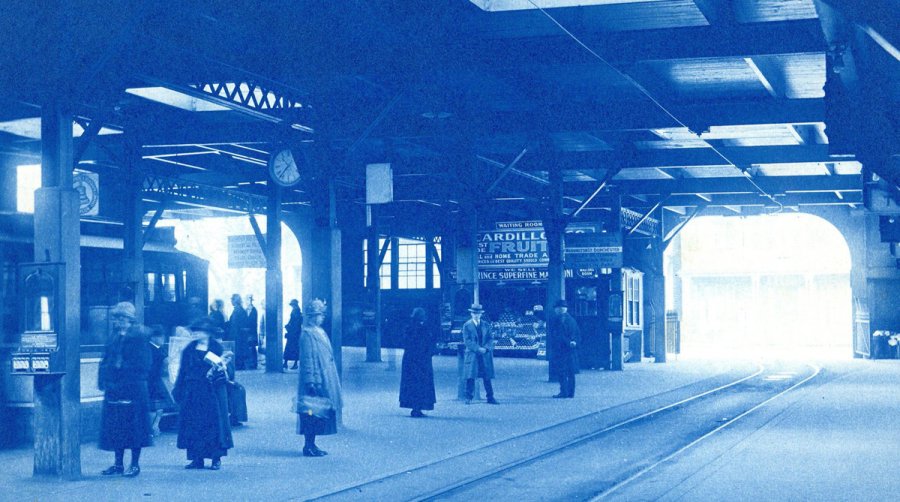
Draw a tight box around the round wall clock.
[268,148,302,187]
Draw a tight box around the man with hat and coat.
[549,299,581,398]
[462,303,498,404]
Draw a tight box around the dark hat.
[468,303,484,313]
[289,299,299,307]
[554,300,569,308]
[189,317,223,335]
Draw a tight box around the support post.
[32,101,81,478]
[265,185,284,373]
[609,195,625,371]
[544,158,566,382]
[365,205,382,362]
[122,139,144,321]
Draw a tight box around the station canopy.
[0,0,897,226]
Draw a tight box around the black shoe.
[313,446,328,456]
[303,446,326,457]
[486,397,499,404]
[123,465,140,478]
[291,362,298,370]
[185,460,204,469]
[411,409,425,418]
[210,459,221,470]
[101,465,124,475]
[566,394,575,399]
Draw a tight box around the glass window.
[161,273,177,302]
[363,237,392,290]
[145,272,156,303]
[432,241,442,289]
[625,271,643,329]
[397,238,426,289]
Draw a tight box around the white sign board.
[228,234,267,269]
[366,163,393,204]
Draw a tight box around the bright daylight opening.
[157,217,303,332]
[665,213,852,361]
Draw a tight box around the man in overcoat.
[549,299,581,398]
[462,303,498,404]
[227,294,249,370]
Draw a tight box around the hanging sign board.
[228,234,266,269]
[477,220,600,282]
[565,231,623,269]
[73,170,100,216]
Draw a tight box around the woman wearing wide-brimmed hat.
[98,302,153,478]
[173,317,233,470]
[295,299,342,457]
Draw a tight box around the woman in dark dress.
[173,318,233,470]
[98,302,153,478]
[283,299,302,369]
[399,307,437,417]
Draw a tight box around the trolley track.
[306,364,788,502]
[422,362,820,502]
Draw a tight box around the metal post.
[265,185,283,372]
[366,205,382,362]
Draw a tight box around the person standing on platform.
[400,307,437,417]
[462,303,499,405]
[246,295,259,370]
[209,299,226,333]
[295,299,342,457]
[283,299,302,370]
[227,293,249,370]
[98,302,153,478]
[550,300,581,398]
[147,325,175,437]
[173,318,233,470]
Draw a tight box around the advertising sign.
[228,234,267,269]
[477,220,600,282]
[565,231,623,269]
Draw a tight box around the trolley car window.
[145,272,156,302]
[161,273,177,302]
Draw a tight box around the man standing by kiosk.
[462,303,499,405]
[550,300,581,398]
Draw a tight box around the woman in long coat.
[98,302,153,478]
[173,318,233,470]
[295,299,342,457]
[283,299,302,369]
[399,307,436,417]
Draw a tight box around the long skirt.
[99,383,152,451]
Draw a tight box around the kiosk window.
[363,238,392,290]
[625,272,643,329]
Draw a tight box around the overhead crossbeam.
[142,174,267,214]
[621,207,660,237]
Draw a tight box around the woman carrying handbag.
[295,299,343,457]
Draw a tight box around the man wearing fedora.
[462,303,499,405]
[550,299,581,398]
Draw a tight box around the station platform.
[0,348,897,501]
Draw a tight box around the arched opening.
[157,216,302,330]
[665,213,852,359]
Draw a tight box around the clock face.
[269,148,301,186]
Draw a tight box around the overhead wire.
[525,0,784,211]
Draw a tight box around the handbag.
[292,394,333,418]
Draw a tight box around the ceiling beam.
[551,145,841,171]
[570,174,863,197]
[464,19,826,68]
